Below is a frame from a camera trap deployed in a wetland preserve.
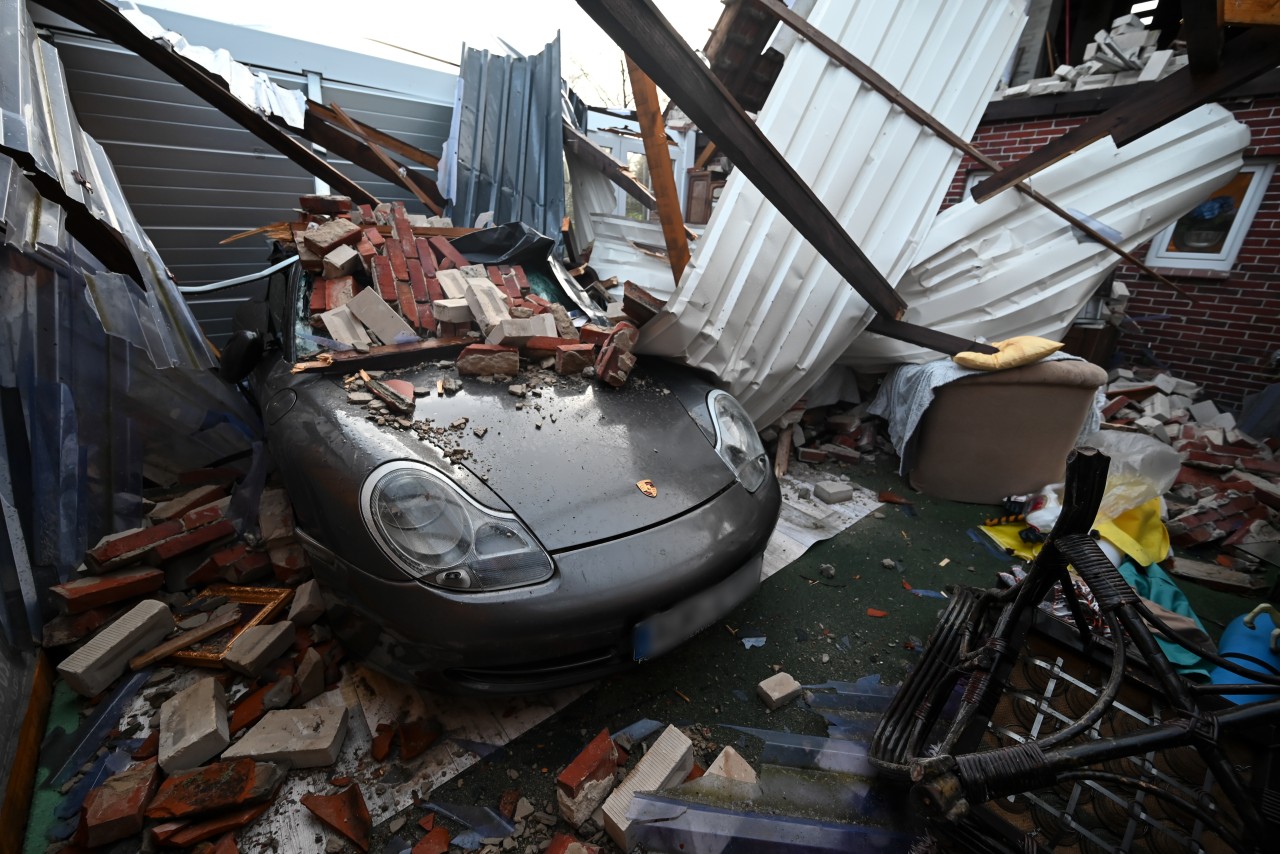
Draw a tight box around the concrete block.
[160,677,230,774]
[603,725,693,849]
[320,304,372,349]
[58,600,174,697]
[1074,74,1116,90]
[465,279,511,332]
[485,314,557,347]
[1139,49,1173,82]
[1208,411,1237,430]
[1143,392,1173,423]
[296,647,325,704]
[814,481,854,504]
[322,244,360,279]
[456,344,519,377]
[225,622,296,678]
[288,579,325,626]
[432,298,474,324]
[436,269,469,299]
[222,707,348,768]
[1189,399,1220,423]
[757,672,802,710]
[1153,373,1178,394]
[346,286,417,345]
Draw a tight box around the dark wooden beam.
[306,102,440,169]
[972,25,1280,202]
[40,0,380,205]
[755,0,1195,301]
[576,0,907,320]
[292,113,446,211]
[626,56,690,284]
[324,102,443,215]
[866,316,996,357]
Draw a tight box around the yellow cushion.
[953,336,1064,371]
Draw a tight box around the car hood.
[321,365,736,553]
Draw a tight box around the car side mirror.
[220,330,263,383]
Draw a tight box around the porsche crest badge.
[637,479,657,497]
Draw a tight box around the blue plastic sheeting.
[627,793,914,854]
[0,0,258,646]
[444,37,564,238]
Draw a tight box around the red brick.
[579,324,611,347]
[310,285,327,314]
[269,543,312,586]
[436,321,469,339]
[386,237,409,281]
[299,194,351,215]
[407,259,429,301]
[371,722,395,761]
[1102,395,1135,420]
[555,343,595,375]
[414,826,450,854]
[546,835,600,854]
[133,730,159,760]
[228,684,272,735]
[524,336,581,356]
[415,301,437,334]
[797,448,829,464]
[424,274,446,303]
[145,519,236,563]
[301,786,371,853]
[487,265,524,300]
[82,758,160,847]
[456,344,519,377]
[364,226,384,248]
[398,718,441,761]
[146,759,285,821]
[372,256,397,301]
[392,203,417,257]
[1241,457,1280,476]
[221,550,272,584]
[358,204,374,222]
[181,502,228,531]
[557,729,617,798]
[323,276,358,311]
[158,803,268,849]
[1175,466,1227,489]
[428,236,470,269]
[396,281,420,328]
[51,568,165,614]
[88,521,185,569]
[415,238,437,275]
[595,344,636,388]
[177,467,241,487]
[622,281,665,326]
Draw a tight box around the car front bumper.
[300,477,780,694]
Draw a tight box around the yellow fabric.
[953,336,1064,371]
[978,498,1170,566]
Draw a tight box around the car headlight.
[360,461,554,592]
[707,389,769,493]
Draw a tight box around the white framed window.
[1145,161,1274,272]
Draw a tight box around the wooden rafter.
[626,56,691,284]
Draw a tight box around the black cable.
[1136,601,1280,686]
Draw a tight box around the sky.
[140,0,725,107]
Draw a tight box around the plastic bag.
[1081,430,1182,519]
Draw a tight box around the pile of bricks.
[992,14,1187,100]
[41,472,359,852]
[294,195,661,390]
[759,401,882,475]
[1101,368,1280,575]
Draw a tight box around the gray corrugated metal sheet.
[30,3,457,341]
[1,0,257,644]
[842,105,1250,370]
[445,37,563,237]
[636,0,1026,426]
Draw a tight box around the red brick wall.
[943,96,1280,412]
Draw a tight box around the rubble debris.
[556,729,618,828]
[224,621,296,678]
[146,759,285,820]
[51,567,166,613]
[222,706,348,768]
[814,481,854,504]
[602,724,694,848]
[57,599,175,697]
[756,672,802,710]
[288,579,325,625]
[546,834,601,854]
[683,745,762,801]
[398,717,442,760]
[301,785,373,852]
[456,344,519,377]
[81,757,159,847]
[159,676,230,774]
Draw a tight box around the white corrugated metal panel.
[637,0,1026,426]
[584,213,703,299]
[842,105,1250,370]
